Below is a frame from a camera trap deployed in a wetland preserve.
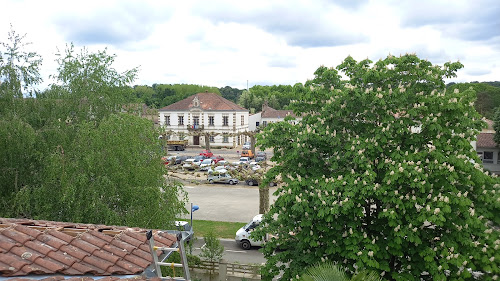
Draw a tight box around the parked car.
[255,151,267,162]
[174,155,190,165]
[211,156,225,164]
[199,159,214,171]
[165,221,194,243]
[233,157,251,166]
[207,165,228,174]
[241,149,254,158]
[207,169,239,185]
[161,156,176,165]
[242,141,251,150]
[200,150,214,157]
[183,155,206,169]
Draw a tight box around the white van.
[235,214,265,250]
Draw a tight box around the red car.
[200,150,214,157]
[211,156,224,164]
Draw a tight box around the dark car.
[174,155,190,165]
[255,151,267,162]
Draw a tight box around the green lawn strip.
[189,219,246,239]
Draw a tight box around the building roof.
[477,132,497,148]
[261,105,296,119]
[0,218,177,278]
[159,92,247,112]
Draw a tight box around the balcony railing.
[187,124,204,131]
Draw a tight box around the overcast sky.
[2,0,499,90]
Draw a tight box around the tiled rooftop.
[477,132,497,148]
[261,105,296,119]
[0,218,177,278]
[159,92,247,112]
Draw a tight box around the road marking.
[226,250,246,253]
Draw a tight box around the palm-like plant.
[299,262,382,281]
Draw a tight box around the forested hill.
[132,81,500,118]
[447,81,500,119]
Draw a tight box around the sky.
[1,0,499,90]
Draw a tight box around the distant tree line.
[130,83,307,113]
[447,82,500,119]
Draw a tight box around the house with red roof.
[158,92,249,147]
[248,103,300,131]
[473,119,500,173]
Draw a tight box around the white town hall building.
[158,92,250,148]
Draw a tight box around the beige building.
[158,92,249,147]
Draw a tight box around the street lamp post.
[191,203,199,229]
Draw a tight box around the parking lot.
[165,145,273,164]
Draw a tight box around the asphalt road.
[181,184,278,223]
[189,238,266,265]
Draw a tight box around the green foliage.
[299,262,382,281]
[51,43,138,121]
[219,85,243,104]
[447,82,500,119]
[0,29,187,229]
[14,114,187,227]
[199,231,224,263]
[133,84,220,108]
[237,84,298,112]
[253,54,500,280]
[0,24,42,99]
[161,252,201,278]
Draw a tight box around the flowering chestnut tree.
[253,54,500,280]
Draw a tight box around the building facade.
[158,92,249,148]
[249,104,300,131]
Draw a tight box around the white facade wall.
[248,113,262,131]
[159,110,249,147]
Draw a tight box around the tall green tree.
[0,30,187,228]
[253,54,499,280]
[0,25,42,100]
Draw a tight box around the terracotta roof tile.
[0,236,19,252]
[101,244,129,258]
[80,232,109,248]
[70,238,100,254]
[125,249,152,268]
[82,255,114,271]
[46,250,78,266]
[1,228,32,245]
[24,240,55,256]
[44,229,74,244]
[37,234,68,250]
[60,245,89,260]
[477,133,497,148]
[92,249,121,264]
[13,225,43,240]
[261,105,296,119]
[0,218,177,278]
[115,259,143,273]
[118,232,144,248]
[160,92,248,112]
[89,230,114,243]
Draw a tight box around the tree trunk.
[250,135,256,155]
[204,133,210,150]
[259,185,269,214]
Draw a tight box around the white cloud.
[1,0,499,90]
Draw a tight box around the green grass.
[189,219,245,239]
